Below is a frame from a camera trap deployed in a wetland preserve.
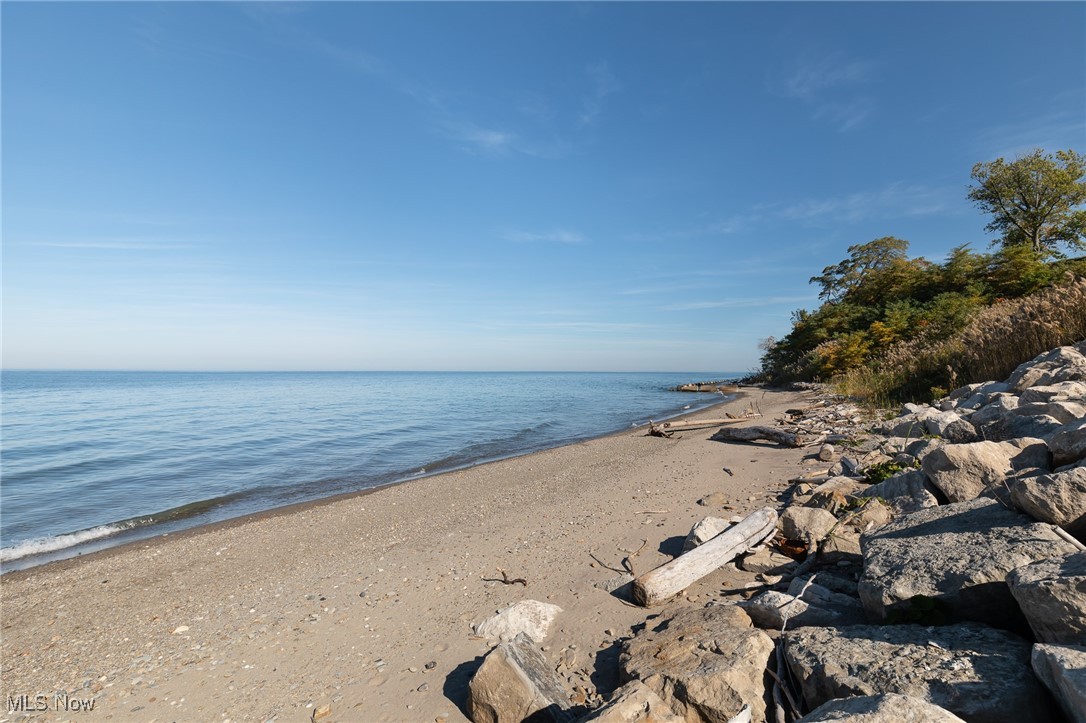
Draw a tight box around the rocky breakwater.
[674,381,740,394]
[459,341,1086,722]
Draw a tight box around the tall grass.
[834,275,1086,405]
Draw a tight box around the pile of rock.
[462,341,1086,722]
[675,381,740,393]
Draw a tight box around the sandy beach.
[1,387,816,722]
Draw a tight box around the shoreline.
[1,390,739,575]
[1,386,812,722]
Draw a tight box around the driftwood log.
[710,425,802,448]
[631,507,778,606]
[651,418,746,433]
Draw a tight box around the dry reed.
[834,275,1086,404]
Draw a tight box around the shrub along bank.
[757,148,1086,405]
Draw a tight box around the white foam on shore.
[1,522,136,562]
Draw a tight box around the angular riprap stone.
[782,623,1054,723]
[858,497,1077,627]
[797,693,966,722]
[1032,644,1086,723]
[621,604,773,723]
[1010,466,1086,540]
[467,633,572,723]
[1007,551,1086,646]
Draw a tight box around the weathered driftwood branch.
[622,539,648,576]
[631,507,778,606]
[655,418,747,432]
[788,471,832,484]
[588,552,627,574]
[1053,525,1086,552]
[481,568,528,586]
[647,424,675,438]
[710,426,802,448]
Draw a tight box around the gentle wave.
[0,522,138,562]
[1,371,742,568]
[0,492,252,564]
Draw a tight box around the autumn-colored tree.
[758,151,1085,387]
[968,148,1086,255]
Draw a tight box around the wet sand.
[1,387,817,722]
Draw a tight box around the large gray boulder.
[968,396,1020,434]
[1006,345,1086,392]
[741,574,867,631]
[683,517,730,552]
[1051,417,1086,467]
[1007,551,1086,645]
[905,437,945,461]
[863,470,939,516]
[880,407,936,438]
[858,497,1078,627]
[955,381,1012,411]
[468,633,573,723]
[738,590,842,630]
[923,410,978,442]
[1013,400,1086,425]
[801,477,870,515]
[1032,644,1086,723]
[1009,466,1086,540]
[844,499,892,532]
[620,604,773,723]
[475,600,563,644]
[782,623,1054,722]
[739,546,797,575]
[741,577,867,630]
[987,413,1066,442]
[797,693,966,722]
[780,507,839,547]
[579,680,683,723]
[1021,381,1086,404]
[1006,436,1059,468]
[920,439,1048,502]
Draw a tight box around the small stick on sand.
[621,539,648,576]
[588,552,627,575]
[481,568,528,586]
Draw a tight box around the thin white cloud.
[779,182,954,223]
[773,52,878,132]
[251,15,581,159]
[917,104,951,124]
[975,110,1086,160]
[813,98,873,132]
[441,120,517,154]
[580,61,621,126]
[460,319,655,335]
[626,216,747,243]
[617,281,719,297]
[27,239,194,251]
[536,321,651,331]
[517,92,555,123]
[780,53,876,100]
[499,229,586,244]
[663,296,817,312]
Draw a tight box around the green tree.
[810,236,911,301]
[968,148,1086,255]
[937,244,990,296]
[987,243,1058,298]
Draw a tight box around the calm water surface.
[1,371,738,569]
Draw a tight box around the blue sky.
[3,2,1084,372]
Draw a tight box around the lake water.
[0,371,739,570]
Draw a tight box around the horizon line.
[1,368,750,375]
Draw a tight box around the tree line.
[758,148,1086,390]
